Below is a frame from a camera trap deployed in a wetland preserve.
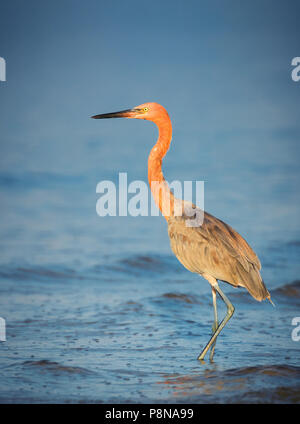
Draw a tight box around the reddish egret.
[92,102,272,361]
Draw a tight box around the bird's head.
[91,102,170,123]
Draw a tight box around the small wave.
[162,292,202,304]
[120,300,144,313]
[273,280,300,298]
[23,360,94,375]
[287,240,300,247]
[0,171,86,190]
[157,364,300,403]
[0,265,81,282]
[119,255,170,272]
[108,254,183,276]
[223,364,300,378]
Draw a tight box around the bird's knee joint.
[228,305,235,315]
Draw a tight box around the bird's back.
[168,205,270,301]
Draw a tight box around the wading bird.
[92,102,272,361]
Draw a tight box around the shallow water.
[1,123,300,404]
[0,244,300,403]
[1,0,300,405]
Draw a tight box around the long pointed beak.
[91,108,141,119]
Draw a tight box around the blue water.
[0,135,300,403]
[1,0,300,404]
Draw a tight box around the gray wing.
[168,208,269,301]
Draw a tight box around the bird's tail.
[236,262,271,302]
[267,294,275,307]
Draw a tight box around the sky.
[0,0,299,266]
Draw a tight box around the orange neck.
[148,114,174,220]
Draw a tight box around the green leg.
[198,282,235,361]
[209,287,218,361]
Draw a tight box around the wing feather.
[168,208,269,301]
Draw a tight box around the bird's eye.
[143,107,149,112]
